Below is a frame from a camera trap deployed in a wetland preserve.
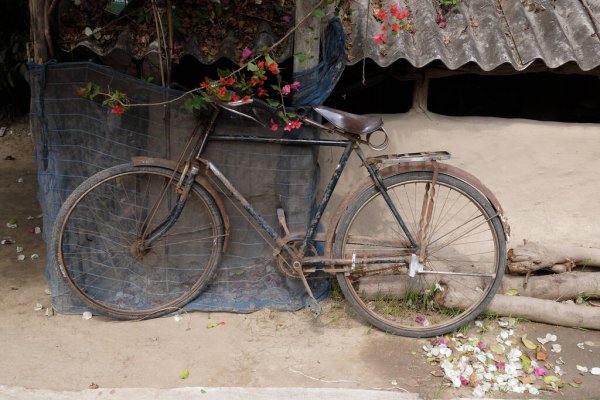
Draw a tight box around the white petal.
[576,365,588,373]
[551,344,562,353]
[528,386,540,395]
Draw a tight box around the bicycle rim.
[334,171,506,337]
[55,165,223,318]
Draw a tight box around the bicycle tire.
[333,170,506,337]
[51,163,224,319]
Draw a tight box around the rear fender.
[324,161,509,257]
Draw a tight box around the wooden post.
[294,0,322,73]
[30,0,50,63]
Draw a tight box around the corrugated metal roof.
[346,0,600,71]
[63,0,600,73]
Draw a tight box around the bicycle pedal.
[276,208,290,236]
[306,297,322,318]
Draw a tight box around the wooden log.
[501,272,600,300]
[443,293,600,330]
[360,272,600,301]
[508,241,600,274]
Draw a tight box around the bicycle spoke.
[334,171,505,337]
[56,166,223,318]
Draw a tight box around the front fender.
[131,156,230,252]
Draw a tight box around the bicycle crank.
[274,238,318,279]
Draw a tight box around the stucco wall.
[318,110,600,248]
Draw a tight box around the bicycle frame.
[194,109,420,270]
[57,100,509,331]
[133,105,448,310]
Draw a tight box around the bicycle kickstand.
[293,260,322,317]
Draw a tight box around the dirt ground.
[1,117,600,399]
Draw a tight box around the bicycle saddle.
[312,105,384,136]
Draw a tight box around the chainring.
[275,239,318,279]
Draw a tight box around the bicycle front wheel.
[52,164,224,319]
[333,171,506,337]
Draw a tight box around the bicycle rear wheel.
[333,170,506,337]
[52,164,224,319]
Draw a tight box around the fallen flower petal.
[576,365,588,373]
[551,344,562,353]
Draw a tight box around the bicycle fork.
[132,160,201,257]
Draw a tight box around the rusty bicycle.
[51,99,509,337]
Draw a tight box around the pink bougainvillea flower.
[218,86,227,98]
[390,3,399,16]
[281,84,291,95]
[257,87,268,97]
[219,76,235,86]
[496,361,506,370]
[270,119,279,131]
[111,105,126,114]
[438,337,449,346]
[534,367,547,377]
[241,47,254,61]
[460,376,469,386]
[392,23,401,32]
[374,33,386,44]
[436,15,447,29]
[267,62,280,75]
[241,95,252,103]
[397,9,410,20]
[200,79,213,92]
[281,15,292,23]
[290,81,301,90]
[230,93,240,102]
[249,77,263,86]
[477,341,487,350]
[377,8,388,20]
[284,119,303,131]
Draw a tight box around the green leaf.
[544,375,560,385]
[312,8,325,18]
[264,53,275,66]
[294,52,306,64]
[179,368,190,380]
[266,98,281,107]
[490,343,505,354]
[184,95,209,112]
[521,334,537,350]
[247,62,259,72]
[520,354,532,370]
